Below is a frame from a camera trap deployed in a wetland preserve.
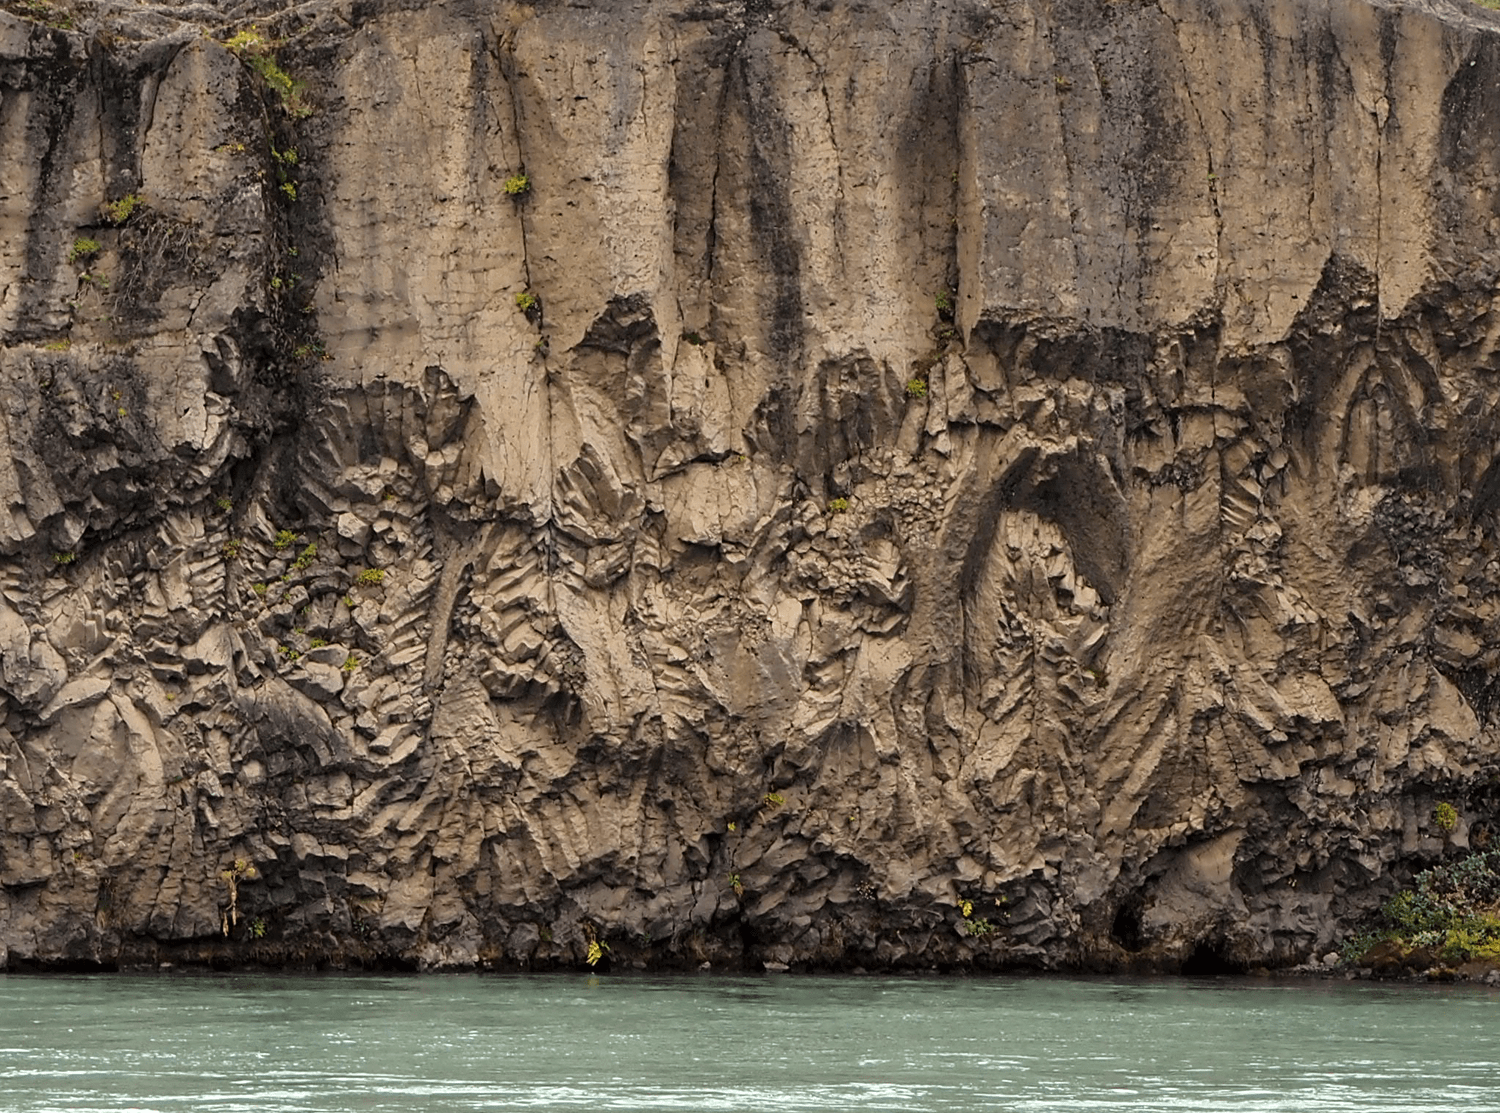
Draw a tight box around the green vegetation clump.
[52,551,75,565]
[290,542,317,571]
[828,497,849,514]
[224,28,313,118]
[515,291,540,319]
[251,582,267,596]
[503,173,531,197]
[11,0,75,29]
[1343,850,1500,966]
[102,194,142,225]
[68,238,101,264]
[934,289,954,319]
[906,378,928,398]
[273,529,298,551]
[1435,802,1460,834]
[355,568,385,586]
[341,655,359,672]
[221,538,242,560]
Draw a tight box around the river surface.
[1,971,1496,1111]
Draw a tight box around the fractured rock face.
[1,0,1500,972]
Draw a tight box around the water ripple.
[2,973,1498,1112]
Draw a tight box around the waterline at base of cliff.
[5,971,1500,1112]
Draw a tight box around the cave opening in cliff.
[1109,895,1145,953]
[1180,936,1247,976]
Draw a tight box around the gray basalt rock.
[1,0,1499,973]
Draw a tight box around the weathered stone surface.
[0,0,1499,973]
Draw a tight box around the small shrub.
[309,637,328,649]
[68,238,101,264]
[341,655,359,672]
[215,496,233,512]
[515,290,539,315]
[223,28,266,52]
[585,939,607,966]
[102,194,142,225]
[1342,849,1500,964]
[221,538,242,560]
[52,551,75,565]
[934,289,954,319]
[728,873,744,898]
[218,858,260,934]
[291,542,317,571]
[355,568,385,587]
[251,582,267,596]
[763,791,785,808]
[966,917,994,937]
[959,899,974,918]
[224,28,313,118]
[250,918,267,939]
[503,173,531,197]
[272,529,298,551]
[828,497,849,513]
[906,378,927,398]
[43,339,71,352]
[1435,802,1459,834]
[280,182,297,201]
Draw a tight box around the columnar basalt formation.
[2,0,1500,972]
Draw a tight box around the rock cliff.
[3,0,1500,973]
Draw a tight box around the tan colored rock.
[2,0,1500,973]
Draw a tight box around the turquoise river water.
[1,972,1496,1111]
